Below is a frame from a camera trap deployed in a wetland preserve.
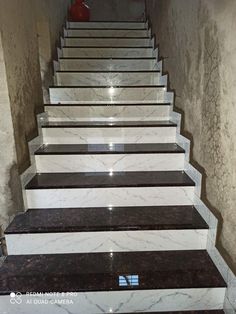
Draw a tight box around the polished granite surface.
[119,310,224,314]
[0,251,226,294]
[5,206,208,234]
[35,143,185,155]
[45,102,171,106]
[25,171,195,189]
[41,120,176,128]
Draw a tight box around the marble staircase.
[0,20,230,313]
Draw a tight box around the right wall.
[146,0,236,273]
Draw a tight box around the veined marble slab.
[55,71,161,86]
[67,21,147,29]
[62,47,154,58]
[0,288,226,313]
[42,126,176,144]
[35,153,185,172]
[49,87,171,104]
[6,229,208,255]
[59,58,159,71]
[25,186,195,208]
[64,37,152,47]
[45,104,170,122]
[66,29,149,37]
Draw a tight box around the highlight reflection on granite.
[0,251,226,294]
[5,206,208,234]
[25,171,195,190]
[35,143,185,155]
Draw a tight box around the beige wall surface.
[0,0,70,231]
[146,0,236,273]
[86,0,145,21]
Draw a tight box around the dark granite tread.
[25,171,195,190]
[5,206,208,234]
[35,143,185,155]
[50,85,166,88]
[63,46,153,48]
[65,36,150,39]
[45,102,171,106]
[56,70,160,73]
[68,28,148,31]
[59,57,156,60]
[118,311,224,314]
[0,250,226,294]
[41,120,176,128]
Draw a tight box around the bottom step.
[0,251,226,313]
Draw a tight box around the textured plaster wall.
[0,0,70,230]
[86,0,145,21]
[146,0,236,272]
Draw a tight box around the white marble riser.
[55,72,161,87]
[6,229,208,255]
[62,47,154,58]
[64,37,152,47]
[67,22,147,29]
[49,87,171,104]
[66,29,149,38]
[0,288,226,313]
[42,127,176,144]
[35,153,185,173]
[59,59,159,71]
[45,105,170,122]
[25,186,195,208]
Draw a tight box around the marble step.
[62,47,155,58]
[41,121,177,144]
[66,28,150,38]
[49,86,172,104]
[67,21,147,29]
[45,103,171,122]
[59,57,159,71]
[25,171,195,208]
[114,312,224,314]
[5,206,208,255]
[34,143,185,172]
[55,71,162,87]
[0,251,226,313]
[63,37,152,47]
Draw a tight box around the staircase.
[0,20,227,313]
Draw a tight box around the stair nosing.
[63,46,153,49]
[49,85,166,88]
[44,102,171,107]
[64,36,151,39]
[59,57,156,60]
[55,70,160,73]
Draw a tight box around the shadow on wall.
[85,0,146,21]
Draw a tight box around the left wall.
[0,0,71,232]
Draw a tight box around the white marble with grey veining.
[45,104,170,121]
[42,126,176,144]
[6,229,208,255]
[67,21,147,29]
[64,37,152,47]
[62,47,154,58]
[59,58,159,71]
[55,72,161,86]
[35,153,184,173]
[66,29,149,37]
[26,186,195,209]
[0,288,226,313]
[49,87,172,104]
